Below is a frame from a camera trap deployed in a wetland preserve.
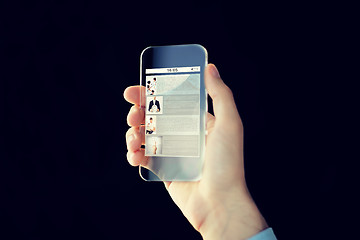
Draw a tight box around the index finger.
[123,86,146,106]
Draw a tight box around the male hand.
[124,64,268,240]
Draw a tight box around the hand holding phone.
[124,61,268,239]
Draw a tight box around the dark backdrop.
[1,1,350,239]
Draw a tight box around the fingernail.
[210,64,221,78]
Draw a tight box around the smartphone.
[139,44,208,181]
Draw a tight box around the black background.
[1,1,352,239]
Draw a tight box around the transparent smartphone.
[139,44,207,181]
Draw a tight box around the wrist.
[199,190,268,240]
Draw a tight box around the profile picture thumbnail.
[146,96,163,114]
[145,116,156,135]
[146,136,162,155]
[146,77,157,95]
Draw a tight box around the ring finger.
[126,125,145,152]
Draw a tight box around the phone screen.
[144,66,201,157]
[140,44,207,181]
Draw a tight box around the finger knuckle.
[222,85,233,97]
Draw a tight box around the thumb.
[205,64,241,125]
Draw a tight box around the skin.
[153,141,157,154]
[124,64,268,240]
